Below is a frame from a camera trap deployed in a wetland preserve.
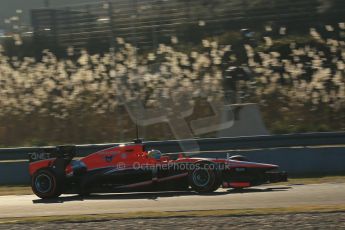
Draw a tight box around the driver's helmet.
[148,149,162,160]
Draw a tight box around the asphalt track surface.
[1,183,344,219]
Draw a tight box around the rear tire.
[31,169,62,199]
[189,163,220,193]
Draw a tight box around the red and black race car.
[29,140,287,199]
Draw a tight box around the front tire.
[189,163,220,193]
[31,169,62,199]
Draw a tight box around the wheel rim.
[192,169,210,187]
[35,174,52,194]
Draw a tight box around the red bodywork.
[29,142,287,196]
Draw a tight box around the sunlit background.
[0,0,344,146]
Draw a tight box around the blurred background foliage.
[0,0,344,146]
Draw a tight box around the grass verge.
[275,175,345,185]
[0,185,32,196]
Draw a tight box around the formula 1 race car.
[28,140,287,199]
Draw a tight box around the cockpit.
[147,149,162,160]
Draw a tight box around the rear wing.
[28,145,76,163]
